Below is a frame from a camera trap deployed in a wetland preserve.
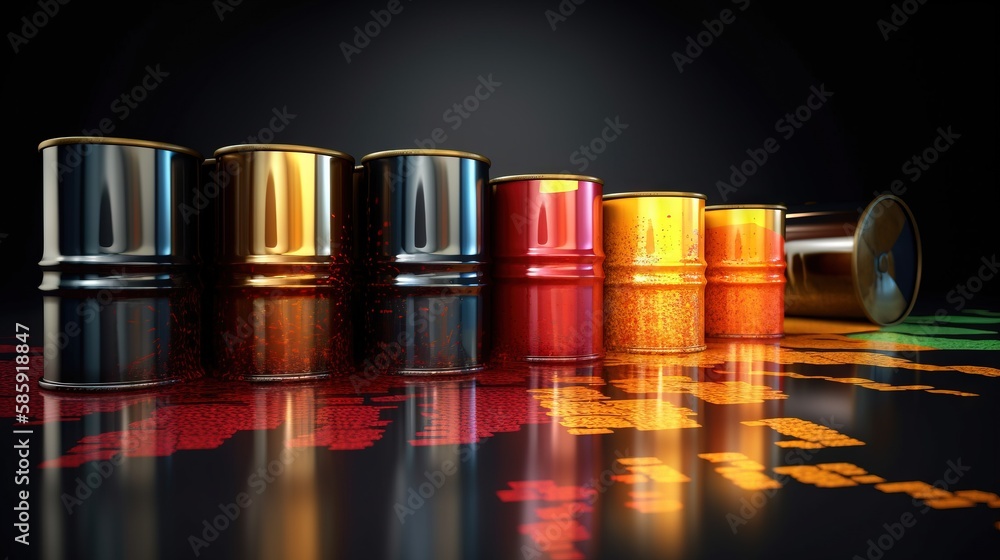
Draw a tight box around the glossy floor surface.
[2,308,999,559]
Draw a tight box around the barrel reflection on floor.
[40,391,163,560]
[385,377,479,560]
[237,385,324,560]
[489,364,607,559]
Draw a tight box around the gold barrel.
[603,192,707,353]
[212,144,356,380]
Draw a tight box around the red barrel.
[491,174,605,362]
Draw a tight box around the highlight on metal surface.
[361,148,490,374]
[212,143,356,380]
[784,195,921,326]
[37,137,204,389]
[602,191,707,353]
[704,204,787,338]
[490,174,605,362]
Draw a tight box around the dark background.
[1,0,997,306]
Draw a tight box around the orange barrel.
[213,144,356,380]
[602,192,707,353]
[704,204,787,337]
[490,174,605,362]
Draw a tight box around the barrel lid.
[490,174,603,185]
[38,136,202,159]
[706,204,787,211]
[360,148,491,166]
[603,191,707,200]
[214,143,354,161]
[853,195,922,325]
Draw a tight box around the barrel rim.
[214,143,355,161]
[852,194,922,326]
[603,191,707,200]
[360,148,491,166]
[785,210,855,219]
[706,204,787,211]
[38,136,202,159]
[490,173,604,185]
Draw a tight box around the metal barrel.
[360,148,490,375]
[704,204,787,338]
[351,164,367,365]
[213,143,356,380]
[783,194,921,325]
[490,174,605,362]
[603,191,707,353]
[199,157,219,374]
[37,136,204,390]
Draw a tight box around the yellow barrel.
[603,192,707,353]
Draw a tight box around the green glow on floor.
[881,324,996,336]
[905,315,1000,325]
[964,309,1000,317]
[848,332,1000,350]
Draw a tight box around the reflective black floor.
[2,308,999,560]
